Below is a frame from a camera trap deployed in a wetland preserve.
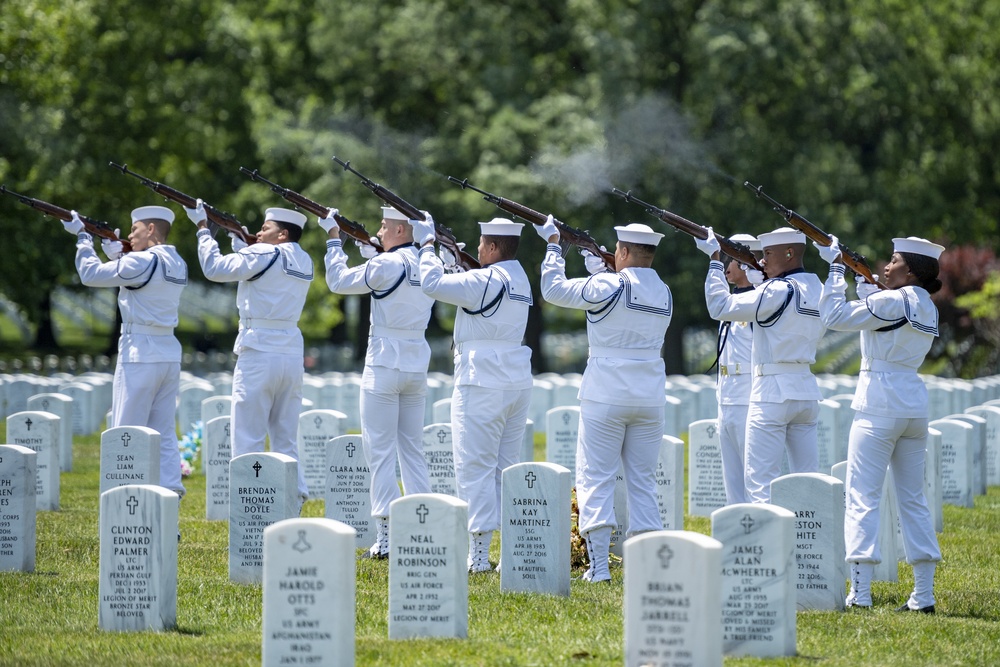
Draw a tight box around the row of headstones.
[1,374,113,437]
[81,468,848,666]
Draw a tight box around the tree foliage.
[2,0,998,371]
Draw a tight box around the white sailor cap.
[479,217,524,237]
[729,233,761,253]
[381,206,411,223]
[131,205,175,225]
[614,223,664,246]
[758,227,806,248]
[265,207,307,228]
[893,237,944,260]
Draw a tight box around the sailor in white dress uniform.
[187,203,314,505]
[415,215,533,573]
[818,235,944,613]
[697,227,826,503]
[66,205,188,495]
[538,219,672,583]
[320,205,433,558]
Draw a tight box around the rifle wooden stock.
[611,188,765,273]
[447,176,617,271]
[1,185,132,253]
[743,181,888,289]
[239,167,381,253]
[332,157,480,270]
[109,162,256,246]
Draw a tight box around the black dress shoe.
[896,603,935,614]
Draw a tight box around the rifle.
[239,167,381,253]
[611,188,765,273]
[1,185,132,253]
[109,162,256,246]
[331,156,480,270]
[447,176,617,271]
[743,181,887,289]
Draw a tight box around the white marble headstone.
[432,398,452,425]
[926,427,944,533]
[99,426,160,496]
[229,452,300,584]
[262,518,356,667]
[825,394,856,463]
[945,413,987,496]
[337,376,363,432]
[6,411,60,511]
[98,485,178,631]
[298,409,347,498]
[545,407,579,472]
[530,379,554,428]
[388,493,468,639]
[200,395,232,429]
[663,394,682,438]
[624,531,723,667]
[499,462,571,596]
[770,473,846,611]
[325,434,374,549]
[964,405,1000,487]
[688,419,727,517]
[657,435,685,530]
[0,445,36,572]
[27,393,73,472]
[610,464,629,559]
[58,382,95,435]
[177,381,215,437]
[930,418,975,508]
[815,399,840,472]
[423,423,457,496]
[203,416,231,521]
[521,418,534,464]
[711,503,796,657]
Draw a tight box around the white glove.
[62,210,84,235]
[814,235,841,264]
[439,242,465,268]
[229,225,250,252]
[534,214,559,241]
[101,229,124,260]
[696,229,721,257]
[856,274,879,299]
[743,265,765,286]
[318,208,340,234]
[411,212,436,246]
[356,240,378,259]
[184,198,207,226]
[582,248,608,274]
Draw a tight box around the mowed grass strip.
[1,428,999,666]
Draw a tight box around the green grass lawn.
[1,431,999,666]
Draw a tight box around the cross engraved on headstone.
[314,415,323,429]
[657,544,674,569]
[524,471,537,488]
[437,429,447,444]
[24,418,32,431]
[126,495,139,515]
[562,412,570,425]
[292,530,312,553]
[416,504,429,524]
[346,442,356,458]
[121,432,131,447]
[741,513,755,534]
[706,424,717,439]
[225,422,231,437]
[216,403,224,414]
[253,461,262,477]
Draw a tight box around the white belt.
[121,323,172,336]
[719,363,744,377]
[861,358,917,373]
[754,362,811,376]
[589,346,660,360]
[456,340,520,354]
[240,318,297,330]
[371,326,425,340]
